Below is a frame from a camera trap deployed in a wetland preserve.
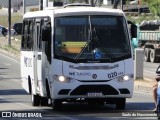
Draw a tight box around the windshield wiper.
[74,16,93,61]
[92,28,113,62]
[74,16,113,62]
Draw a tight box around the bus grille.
[70,85,119,95]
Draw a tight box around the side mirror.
[42,24,51,41]
[127,20,137,39]
[131,24,137,38]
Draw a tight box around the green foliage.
[126,13,160,24]
[142,0,160,16]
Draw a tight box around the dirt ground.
[0,35,20,60]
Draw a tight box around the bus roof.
[23,6,124,18]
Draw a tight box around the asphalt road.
[143,61,159,80]
[0,52,158,120]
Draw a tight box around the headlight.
[53,75,75,83]
[59,76,65,82]
[123,76,129,81]
[116,74,133,82]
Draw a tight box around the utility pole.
[43,0,48,8]
[8,0,11,46]
[90,0,95,7]
[46,0,48,7]
[113,0,120,9]
[121,0,123,10]
[39,0,43,10]
[23,0,26,14]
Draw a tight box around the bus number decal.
[108,72,117,78]
[24,57,32,67]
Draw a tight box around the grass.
[0,11,23,27]
[2,45,20,54]
[0,9,22,55]
[0,36,21,55]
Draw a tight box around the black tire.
[97,101,105,106]
[52,99,62,110]
[116,98,126,110]
[41,97,48,106]
[46,80,51,98]
[31,92,40,106]
[157,105,160,119]
[144,48,150,62]
[150,49,156,63]
[88,101,96,106]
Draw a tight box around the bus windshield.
[54,15,131,63]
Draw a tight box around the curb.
[134,78,153,93]
[134,85,152,93]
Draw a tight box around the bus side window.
[21,19,34,50]
[42,20,51,64]
[28,20,34,50]
[22,20,28,50]
[42,21,51,41]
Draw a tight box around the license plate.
[87,92,102,97]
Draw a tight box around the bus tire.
[31,92,40,106]
[41,97,48,106]
[144,48,150,62]
[28,77,31,94]
[97,101,105,106]
[150,49,156,63]
[46,80,51,98]
[52,99,62,110]
[116,98,126,110]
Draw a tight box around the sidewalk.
[134,78,153,93]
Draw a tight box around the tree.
[142,0,160,16]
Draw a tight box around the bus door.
[33,19,42,93]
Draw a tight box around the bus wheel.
[31,92,40,106]
[116,98,126,110]
[144,48,150,62]
[97,101,105,106]
[52,99,62,110]
[41,97,48,106]
[150,49,156,63]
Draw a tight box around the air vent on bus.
[70,85,119,95]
